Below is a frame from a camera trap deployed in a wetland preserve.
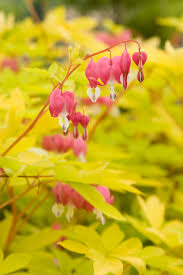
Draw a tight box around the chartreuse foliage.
[1,5,183,275]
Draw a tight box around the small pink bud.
[132,51,147,66]
[80,115,90,128]
[70,112,83,126]
[52,222,61,230]
[70,112,83,138]
[73,137,87,160]
[49,89,65,117]
[80,115,90,140]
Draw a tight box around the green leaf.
[58,240,87,254]
[112,238,143,257]
[68,182,125,221]
[0,253,31,275]
[102,224,124,251]
[138,196,165,229]
[0,249,4,264]
[11,228,64,252]
[118,256,145,275]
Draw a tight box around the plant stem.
[24,0,41,23]
[4,186,18,254]
[14,191,49,236]
[2,98,49,156]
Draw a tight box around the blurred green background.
[0,0,183,41]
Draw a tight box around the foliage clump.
[1,6,183,275]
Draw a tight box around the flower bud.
[73,137,87,162]
[132,51,147,66]
[120,48,131,90]
[49,89,65,117]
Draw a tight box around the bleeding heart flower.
[132,51,147,67]
[120,48,131,90]
[132,51,147,82]
[97,56,121,100]
[52,182,114,224]
[85,58,103,102]
[80,115,90,140]
[49,89,65,118]
[70,112,83,138]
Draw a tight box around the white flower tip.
[52,203,64,218]
[59,115,69,133]
[110,85,116,101]
[66,203,75,222]
[93,209,105,225]
[87,87,100,103]
[79,153,86,163]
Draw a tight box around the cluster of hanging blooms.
[85,47,147,102]
[49,89,90,139]
[52,182,114,224]
[42,134,87,162]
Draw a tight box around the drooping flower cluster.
[42,134,87,161]
[49,89,90,138]
[52,182,114,224]
[85,48,147,102]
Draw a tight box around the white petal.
[59,114,69,133]
[87,87,101,103]
[66,203,75,222]
[120,74,123,85]
[52,203,64,218]
[109,85,116,101]
[87,87,93,101]
[79,153,86,163]
[94,87,101,102]
[93,209,105,225]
